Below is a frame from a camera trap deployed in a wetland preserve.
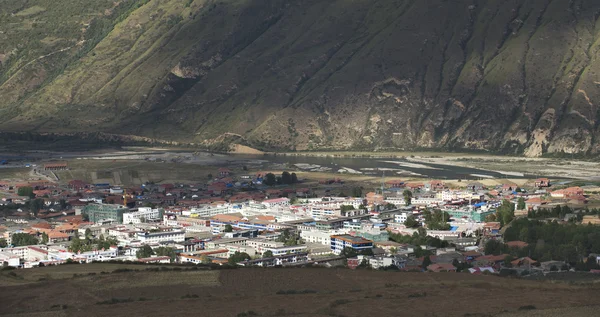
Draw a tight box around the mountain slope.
[1,0,600,156]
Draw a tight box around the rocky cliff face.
[1,0,600,156]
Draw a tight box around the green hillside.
[1,0,600,156]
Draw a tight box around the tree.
[276,229,301,246]
[340,205,355,212]
[484,239,506,256]
[504,255,514,268]
[136,244,155,259]
[200,255,212,265]
[228,251,251,265]
[403,189,413,206]
[281,171,292,185]
[404,215,419,228]
[28,198,44,216]
[17,186,34,197]
[59,199,68,210]
[263,173,277,186]
[485,213,497,222]
[517,197,526,210]
[69,235,82,253]
[263,250,274,258]
[207,173,213,179]
[385,203,396,210]
[41,232,49,244]
[82,213,89,222]
[155,247,177,262]
[357,258,372,269]
[341,247,358,258]
[291,173,298,184]
[422,255,432,269]
[351,187,362,198]
[0,238,7,248]
[85,228,92,239]
[11,233,38,246]
[223,224,233,232]
[495,199,515,226]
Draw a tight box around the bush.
[96,298,134,305]
[518,305,536,310]
[330,299,351,307]
[181,294,199,299]
[276,289,317,295]
[408,292,427,298]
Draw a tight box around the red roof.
[506,241,529,248]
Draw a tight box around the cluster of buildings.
[0,170,594,272]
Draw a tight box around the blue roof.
[450,226,459,231]
[474,202,486,207]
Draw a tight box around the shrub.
[330,299,351,307]
[276,289,317,295]
[518,305,536,310]
[408,292,427,298]
[96,298,134,305]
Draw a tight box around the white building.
[184,204,236,217]
[300,230,337,245]
[123,207,163,224]
[136,230,185,243]
[264,244,308,256]
[394,212,408,223]
[261,198,290,208]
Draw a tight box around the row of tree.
[135,245,177,262]
[491,218,600,265]
[69,230,119,253]
[263,172,299,186]
[528,205,600,220]
[485,199,516,225]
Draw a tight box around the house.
[535,178,550,188]
[511,257,537,268]
[427,263,457,272]
[385,180,405,188]
[540,260,567,272]
[462,250,483,263]
[473,254,507,268]
[365,192,384,205]
[138,256,171,264]
[43,162,68,171]
[501,184,517,192]
[466,182,485,191]
[468,267,496,274]
[425,181,445,192]
[218,168,231,177]
[550,187,584,198]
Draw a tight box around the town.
[2,160,600,278]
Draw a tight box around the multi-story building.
[444,209,495,222]
[184,204,234,217]
[123,207,163,224]
[263,244,308,256]
[394,212,408,223]
[246,239,285,254]
[330,234,373,254]
[300,230,341,246]
[261,198,290,208]
[238,252,309,267]
[135,230,185,243]
[83,204,128,223]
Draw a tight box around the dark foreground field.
[1,264,600,317]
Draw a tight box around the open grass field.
[53,160,218,186]
[2,264,600,316]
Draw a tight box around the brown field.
[1,265,600,317]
